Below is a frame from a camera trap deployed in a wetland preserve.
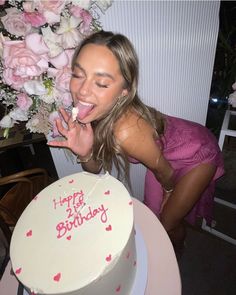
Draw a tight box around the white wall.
[49,0,220,200]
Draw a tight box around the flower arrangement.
[229,82,236,108]
[0,0,112,138]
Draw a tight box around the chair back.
[0,168,49,227]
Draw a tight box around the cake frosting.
[10,172,137,295]
[72,106,79,121]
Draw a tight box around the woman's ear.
[121,88,129,97]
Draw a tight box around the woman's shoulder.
[114,110,156,143]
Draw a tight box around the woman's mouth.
[75,101,94,120]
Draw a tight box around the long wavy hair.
[72,31,165,183]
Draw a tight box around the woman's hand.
[47,108,94,157]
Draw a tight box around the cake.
[72,107,79,121]
[10,172,137,295]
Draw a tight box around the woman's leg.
[160,163,217,245]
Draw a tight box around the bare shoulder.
[114,110,155,143]
[114,110,162,169]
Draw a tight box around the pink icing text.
[54,191,109,239]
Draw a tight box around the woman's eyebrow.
[74,62,84,72]
[95,72,115,81]
[74,62,115,81]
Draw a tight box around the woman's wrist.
[76,151,93,163]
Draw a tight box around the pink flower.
[50,51,70,69]
[16,93,33,111]
[2,68,28,90]
[60,92,73,107]
[3,39,49,79]
[25,33,49,55]
[37,0,66,24]
[37,0,65,14]
[0,0,111,136]
[80,10,93,33]
[70,6,93,34]
[55,68,71,93]
[69,5,83,17]
[48,49,74,93]
[23,11,46,27]
[1,7,32,37]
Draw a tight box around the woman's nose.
[79,79,91,96]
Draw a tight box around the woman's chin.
[78,115,93,124]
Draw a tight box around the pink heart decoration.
[26,230,32,237]
[106,254,112,262]
[129,201,133,205]
[105,225,112,231]
[69,179,74,184]
[104,190,110,195]
[53,273,61,282]
[15,268,22,275]
[116,285,121,292]
[66,235,71,240]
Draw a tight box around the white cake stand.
[22,226,148,295]
[130,225,148,295]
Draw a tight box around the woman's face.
[70,44,128,123]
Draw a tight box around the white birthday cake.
[10,172,137,295]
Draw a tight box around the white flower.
[43,11,60,24]
[71,0,92,10]
[0,114,14,128]
[40,87,61,104]
[24,80,47,95]
[41,26,63,58]
[232,82,236,91]
[96,0,113,13]
[56,16,82,49]
[229,91,236,108]
[9,108,29,121]
[26,117,40,133]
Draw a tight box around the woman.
[48,31,224,251]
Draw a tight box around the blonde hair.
[72,31,164,182]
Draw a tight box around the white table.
[0,199,181,295]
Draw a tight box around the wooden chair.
[0,168,50,279]
[0,214,11,279]
[0,168,49,227]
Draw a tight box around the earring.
[116,95,126,106]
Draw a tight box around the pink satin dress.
[133,115,225,225]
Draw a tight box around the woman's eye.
[71,73,84,79]
[96,82,109,88]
